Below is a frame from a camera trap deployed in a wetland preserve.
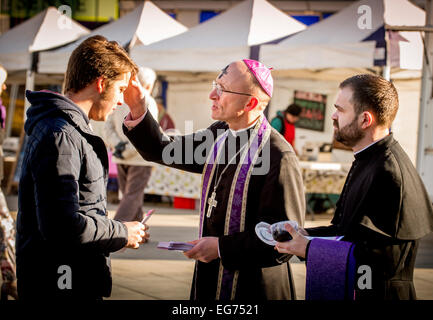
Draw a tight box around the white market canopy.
[38,1,188,74]
[260,0,425,70]
[0,7,89,71]
[130,0,306,72]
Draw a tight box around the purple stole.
[197,116,271,300]
[306,238,357,300]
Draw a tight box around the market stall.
[260,0,425,164]
[130,0,306,72]
[38,1,188,74]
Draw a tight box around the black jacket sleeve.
[305,224,339,237]
[31,131,127,253]
[124,110,227,174]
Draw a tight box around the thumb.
[128,75,138,85]
[126,76,140,91]
[284,223,298,238]
[187,239,200,245]
[130,79,140,88]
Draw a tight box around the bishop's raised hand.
[124,74,147,120]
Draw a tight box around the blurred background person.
[0,64,17,300]
[105,67,158,223]
[156,97,175,132]
[271,103,302,154]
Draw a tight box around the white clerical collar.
[354,136,387,155]
[228,119,259,136]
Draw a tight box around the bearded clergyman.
[275,74,433,300]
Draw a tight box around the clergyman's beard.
[334,117,365,147]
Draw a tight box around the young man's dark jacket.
[16,90,128,299]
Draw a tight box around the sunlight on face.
[92,72,131,121]
[332,87,364,147]
[209,63,253,124]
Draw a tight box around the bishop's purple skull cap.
[242,59,273,97]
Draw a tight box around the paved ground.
[3,196,433,300]
[106,203,433,300]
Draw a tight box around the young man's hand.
[124,75,147,120]
[123,221,149,249]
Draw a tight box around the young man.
[123,59,305,300]
[16,35,149,300]
[275,74,433,300]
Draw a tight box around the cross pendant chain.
[206,190,218,218]
[205,135,248,219]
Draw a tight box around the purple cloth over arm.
[0,98,6,128]
[306,238,356,300]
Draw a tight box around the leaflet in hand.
[255,221,343,246]
[157,241,194,252]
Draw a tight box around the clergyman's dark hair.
[339,74,399,127]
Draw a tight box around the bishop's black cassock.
[306,134,433,300]
[125,111,305,300]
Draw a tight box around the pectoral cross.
[206,191,218,218]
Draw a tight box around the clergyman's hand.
[274,223,309,259]
[298,227,309,236]
[183,237,219,263]
[124,75,147,120]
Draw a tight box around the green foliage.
[7,0,83,18]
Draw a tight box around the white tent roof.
[260,0,425,70]
[0,7,89,71]
[130,0,306,72]
[38,1,188,74]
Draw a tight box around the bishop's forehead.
[217,61,248,86]
[217,64,230,79]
